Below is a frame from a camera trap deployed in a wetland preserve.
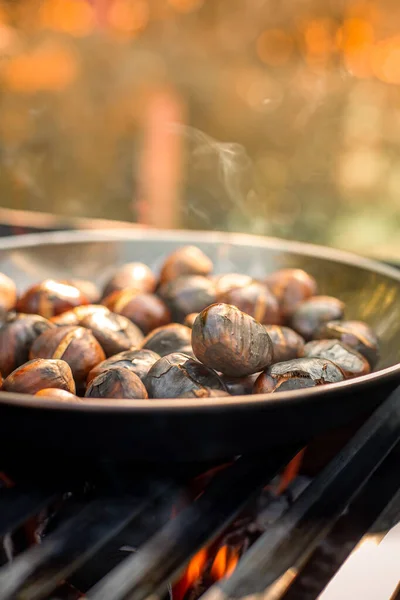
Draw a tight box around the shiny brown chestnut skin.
[0,272,17,314]
[159,246,213,285]
[290,296,345,341]
[144,352,227,399]
[85,367,148,399]
[264,325,305,363]
[35,388,81,402]
[213,273,253,296]
[30,326,105,389]
[102,290,171,335]
[303,339,370,379]
[63,279,101,304]
[141,323,192,357]
[50,305,109,327]
[314,320,380,368]
[3,358,76,394]
[191,303,273,377]
[184,313,199,328]
[87,349,160,385]
[158,275,216,322]
[17,280,89,318]
[254,357,344,394]
[0,313,55,377]
[265,269,317,319]
[221,373,259,396]
[102,262,156,298]
[79,311,144,357]
[217,282,281,325]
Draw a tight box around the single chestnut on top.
[17,280,89,319]
[265,269,317,319]
[87,349,160,385]
[158,275,216,322]
[159,246,213,285]
[217,282,281,325]
[264,325,305,363]
[85,368,148,400]
[290,296,345,340]
[102,262,156,298]
[3,358,76,394]
[79,311,144,357]
[103,289,171,335]
[191,303,273,377]
[315,320,380,368]
[141,323,192,357]
[30,325,105,389]
[0,272,17,314]
[0,313,55,377]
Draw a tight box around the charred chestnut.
[141,323,192,357]
[159,246,213,284]
[254,357,344,394]
[222,373,259,396]
[50,304,110,327]
[35,388,80,402]
[0,272,17,314]
[30,326,105,389]
[0,313,55,377]
[85,367,148,399]
[158,275,216,321]
[315,320,379,368]
[103,290,171,335]
[17,280,89,318]
[184,313,199,328]
[80,311,143,356]
[102,262,156,298]
[87,349,160,385]
[214,273,253,296]
[63,279,101,304]
[290,296,345,340]
[3,358,76,394]
[303,339,370,379]
[265,269,317,318]
[191,303,273,377]
[144,352,227,399]
[217,282,281,325]
[264,325,305,363]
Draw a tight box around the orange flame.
[210,545,239,581]
[277,448,305,494]
[173,548,208,600]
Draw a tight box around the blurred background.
[0,0,399,258]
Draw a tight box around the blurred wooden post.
[136,88,185,228]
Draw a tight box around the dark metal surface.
[0,229,400,460]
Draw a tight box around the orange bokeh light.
[168,0,204,14]
[371,36,400,85]
[108,0,149,34]
[303,19,336,64]
[337,18,374,78]
[40,0,95,37]
[257,29,294,66]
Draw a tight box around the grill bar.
[86,448,299,600]
[201,385,400,600]
[0,480,176,600]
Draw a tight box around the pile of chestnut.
[0,245,379,401]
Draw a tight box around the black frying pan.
[0,229,399,462]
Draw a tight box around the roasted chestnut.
[217,282,281,325]
[80,311,144,357]
[214,273,253,296]
[17,280,89,318]
[303,339,370,379]
[30,326,105,389]
[3,358,76,394]
[222,373,259,396]
[265,269,317,318]
[102,262,156,298]
[191,303,273,377]
[35,388,81,402]
[253,357,344,394]
[158,275,216,321]
[50,305,109,327]
[144,352,227,399]
[0,313,55,377]
[63,279,101,304]
[176,388,231,398]
[264,325,305,363]
[102,290,171,334]
[85,367,148,399]
[87,349,160,385]
[184,313,199,328]
[314,320,380,368]
[159,246,213,284]
[141,323,192,357]
[290,296,345,340]
[0,272,17,314]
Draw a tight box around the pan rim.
[0,228,399,413]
